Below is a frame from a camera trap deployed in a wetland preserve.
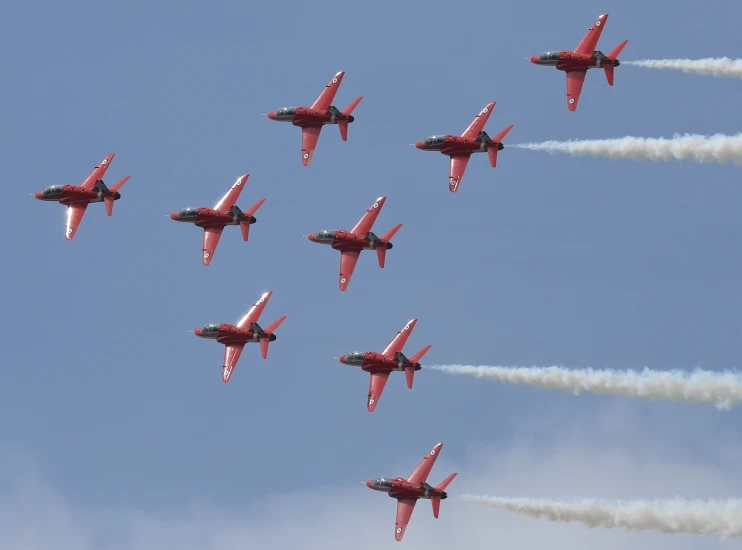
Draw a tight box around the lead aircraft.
[529,13,628,111]
[170,174,266,266]
[307,196,402,291]
[415,102,514,193]
[366,442,457,542]
[33,153,130,240]
[266,70,363,166]
[193,291,287,383]
[339,318,431,412]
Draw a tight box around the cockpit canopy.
[345,351,366,363]
[275,107,296,118]
[372,478,392,489]
[422,135,446,147]
[201,323,220,334]
[314,230,336,241]
[538,51,561,62]
[178,207,199,218]
[41,185,64,196]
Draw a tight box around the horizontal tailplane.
[493,124,515,144]
[379,223,402,243]
[376,247,387,268]
[338,97,363,142]
[241,198,266,241]
[607,39,629,61]
[487,147,498,168]
[409,344,432,364]
[260,315,287,359]
[105,175,131,216]
[431,472,457,518]
[404,366,415,389]
[604,65,615,86]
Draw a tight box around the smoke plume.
[430,365,742,410]
[624,58,742,78]
[462,495,742,540]
[515,133,742,165]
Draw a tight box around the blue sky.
[2,0,742,548]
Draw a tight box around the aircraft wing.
[565,69,587,111]
[80,153,115,190]
[350,196,386,236]
[301,125,322,166]
[461,102,495,140]
[214,174,249,211]
[407,442,443,485]
[394,498,417,542]
[381,318,417,357]
[310,70,345,111]
[339,249,360,291]
[65,203,88,240]
[367,370,390,412]
[237,290,273,329]
[202,226,224,266]
[222,343,244,383]
[448,153,471,193]
[574,14,608,55]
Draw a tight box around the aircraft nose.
[365,480,374,489]
[414,140,424,149]
[338,355,348,364]
[307,232,317,242]
[193,328,202,336]
[169,212,178,220]
[33,191,42,199]
[266,111,277,120]
[529,55,539,64]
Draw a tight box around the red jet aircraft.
[33,153,130,240]
[307,196,401,291]
[193,290,287,383]
[265,71,363,166]
[169,174,266,266]
[339,318,431,412]
[414,102,514,193]
[366,442,457,542]
[529,13,628,111]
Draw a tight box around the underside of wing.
[381,318,417,358]
[461,102,494,140]
[214,174,249,211]
[394,498,417,541]
[566,69,587,111]
[202,226,225,266]
[367,370,390,412]
[349,196,385,236]
[407,443,442,485]
[222,343,244,383]
[574,14,608,55]
[339,249,361,291]
[301,126,322,166]
[236,290,273,329]
[310,71,345,111]
[65,203,88,240]
[448,154,471,193]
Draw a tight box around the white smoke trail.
[430,365,742,410]
[624,58,742,78]
[462,495,742,540]
[515,133,742,165]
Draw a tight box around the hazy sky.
[2,0,742,548]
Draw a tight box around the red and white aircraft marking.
[193,291,287,383]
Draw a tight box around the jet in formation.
[33,153,130,240]
[265,71,363,166]
[366,442,457,541]
[170,174,266,266]
[193,291,287,382]
[415,102,514,192]
[307,196,401,291]
[529,13,628,111]
[339,318,431,412]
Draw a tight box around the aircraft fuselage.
[170,207,257,228]
[530,50,621,71]
[193,323,276,345]
[267,105,355,127]
[366,477,449,500]
[34,183,121,205]
[307,229,393,252]
[339,351,422,373]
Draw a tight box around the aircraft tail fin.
[241,198,266,241]
[604,65,615,86]
[104,175,130,216]
[376,247,387,268]
[338,97,362,142]
[260,315,287,359]
[376,224,402,268]
[409,344,432,365]
[607,39,629,61]
[404,366,415,389]
[487,148,499,168]
[431,472,458,518]
[493,124,515,144]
